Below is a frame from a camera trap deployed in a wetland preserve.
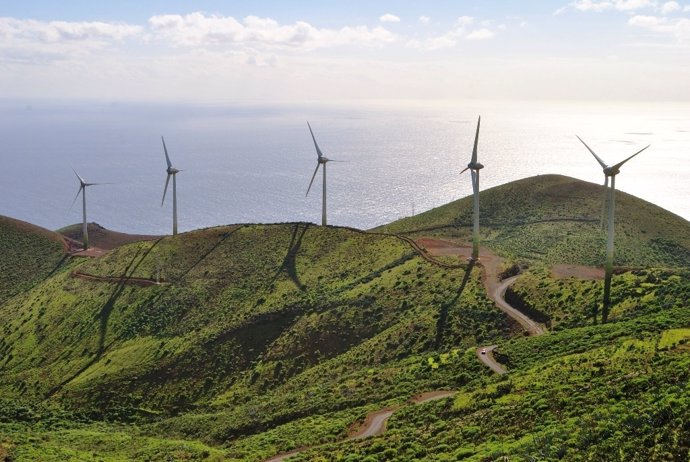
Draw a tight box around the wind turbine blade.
[161,174,171,206]
[307,122,324,158]
[460,166,469,174]
[162,136,172,169]
[612,145,650,170]
[72,168,86,185]
[71,185,83,208]
[576,136,608,169]
[471,116,481,164]
[305,163,320,197]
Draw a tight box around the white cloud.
[456,16,475,27]
[628,14,690,39]
[407,17,495,49]
[0,17,142,62]
[559,0,656,13]
[419,16,430,24]
[520,21,529,28]
[379,14,400,23]
[661,1,681,13]
[466,28,495,40]
[0,17,141,45]
[685,5,690,11]
[148,12,398,49]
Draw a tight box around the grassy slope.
[0,215,67,305]
[2,173,690,461]
[380,174,690,267]
[0,223,511,460]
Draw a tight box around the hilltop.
[381,174,690,268]
[1,175,689,461]
[58,222,160,251]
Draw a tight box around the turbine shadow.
[46,238,162,397]
[435,260,475,349]
[174,225,244,282]
[270,223,310,291]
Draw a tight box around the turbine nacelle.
[467,161,484,171]
[167,167,180,175]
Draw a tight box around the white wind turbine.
[161,136,181,236]
[577,136,650,323]
[71,169,107,251]
[460,116,483,261]
[305,122,341,226]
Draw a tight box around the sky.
[1,0,690,103]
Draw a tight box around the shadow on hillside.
[175,225,244,282]
[270,223,310,291]
[435,260,475,349]
[46,254,72,278]
[46,238,162,398]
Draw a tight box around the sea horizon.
[1,98,688,235]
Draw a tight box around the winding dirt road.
[476,345,507,375]
[265,392,458,462]
[264,236,546,462]
[490,276,545,336]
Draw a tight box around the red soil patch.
[551,264,604,280]
[72,270,160,287]
[417,238,472,258]
[60,222,160,251]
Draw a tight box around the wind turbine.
[305,122,340,226]
[460,116,483,261]
[577,136,649,323]
[71,169,106,251]
[161,136,181,236]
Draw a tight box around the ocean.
[0,99,688,234]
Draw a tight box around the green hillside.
[1,174,690,461]
[1,222,512,460]
[0,215,67,305]
[381,175,690,267]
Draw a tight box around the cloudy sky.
[1,0,689,102]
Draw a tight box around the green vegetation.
[0,216,67,305]
[381,175,690,267]
[2,175,690,461]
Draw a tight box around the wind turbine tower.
[460,116,483,261]
[161,136,181,236]
[577,136,649,323]
[306,122,340,226]
[71,170,106,251]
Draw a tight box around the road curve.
[264,240,546,462]
[490,275,545,336]
[476,345,507,375]
[350,409,395,439]
[264,392,457,461]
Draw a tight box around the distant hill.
[380,174,690,267]
[58,222,160,250]
[0,215,67,305]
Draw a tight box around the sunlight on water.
[0,100,688,234]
